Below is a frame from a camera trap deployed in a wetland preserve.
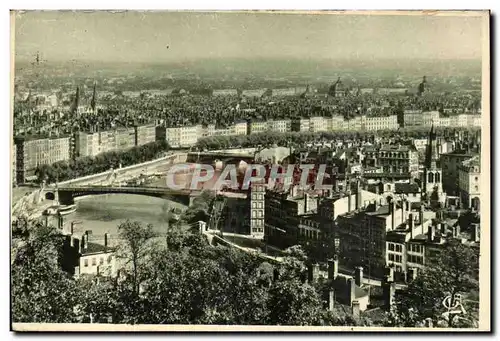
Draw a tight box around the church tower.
[422,124,443,203]
[418,76,427,97]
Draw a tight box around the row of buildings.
[402,110,482,128]
[13,124,157,184]
[162,112,482,148]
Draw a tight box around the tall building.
[458,155,481,211]
[422,125,443,203]
[440,151,478,196]
[249,179,266,238]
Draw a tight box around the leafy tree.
[267,279,322,325]
[11,221,79,323]
[392,240,479,328]
[117,220,158,295]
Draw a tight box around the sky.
[13,11,485,63]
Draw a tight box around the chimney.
[408,213,414,238]
[356,181,362,210]
[440,222,446,234]
[351,300,361,319]
[327,257,339,280]
[354,266,363,287]
[80,235,87,253]
[390,200,396,231]
[104,233,109,248]
[347,278,356,306]
[472,223,480,242]
[401,200,406,224]
[382,278,396,311]
[304,193,309,213]
[347,190,352,211]
[428,225,435,242]
[328,290,335,311]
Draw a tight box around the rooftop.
[81,242,114,256]
[394,182,420,194]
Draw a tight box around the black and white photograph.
[9,10,490,332]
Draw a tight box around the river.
[67,194,188,240]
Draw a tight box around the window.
[92,258,97,266]
[84,259,89,267]
[99,257,104,265]
[388,243,395,251]
[389,254,395,261]
[395,244,402,253]
[107,256,113,264]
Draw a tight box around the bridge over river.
[45,185,204,206]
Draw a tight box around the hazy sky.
[14,11,484,63]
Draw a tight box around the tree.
[392,240,479,328]
[267,279,322,325]
[117,220,158,295]
[11,221,79,323]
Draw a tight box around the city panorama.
[10,10,489,331]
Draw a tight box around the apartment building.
[458,155,481,210]
[15,135,71,183]
[376,145,419,174]
[135,124,156,146]
[440,151,477,196]
[156,124,203,148]
[363,115,399,131]
[267,119,291,133]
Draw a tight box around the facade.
[233,121,248,135]
[75,131,101,157]
[364,115,399,131]
[249,120,268,134]
[250,179,266,238]
[440,151,477,196]
[115,127,137,151]
[76,234,117,277]
[376,145,419,174]
[336,201,404,276]
[458,155,481,210]
[264,186,319,248]
[156,124,203,148]
[75,127,138,158]
[135,124,156,146]
[15,136,71,183]
[267,119,292,133]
